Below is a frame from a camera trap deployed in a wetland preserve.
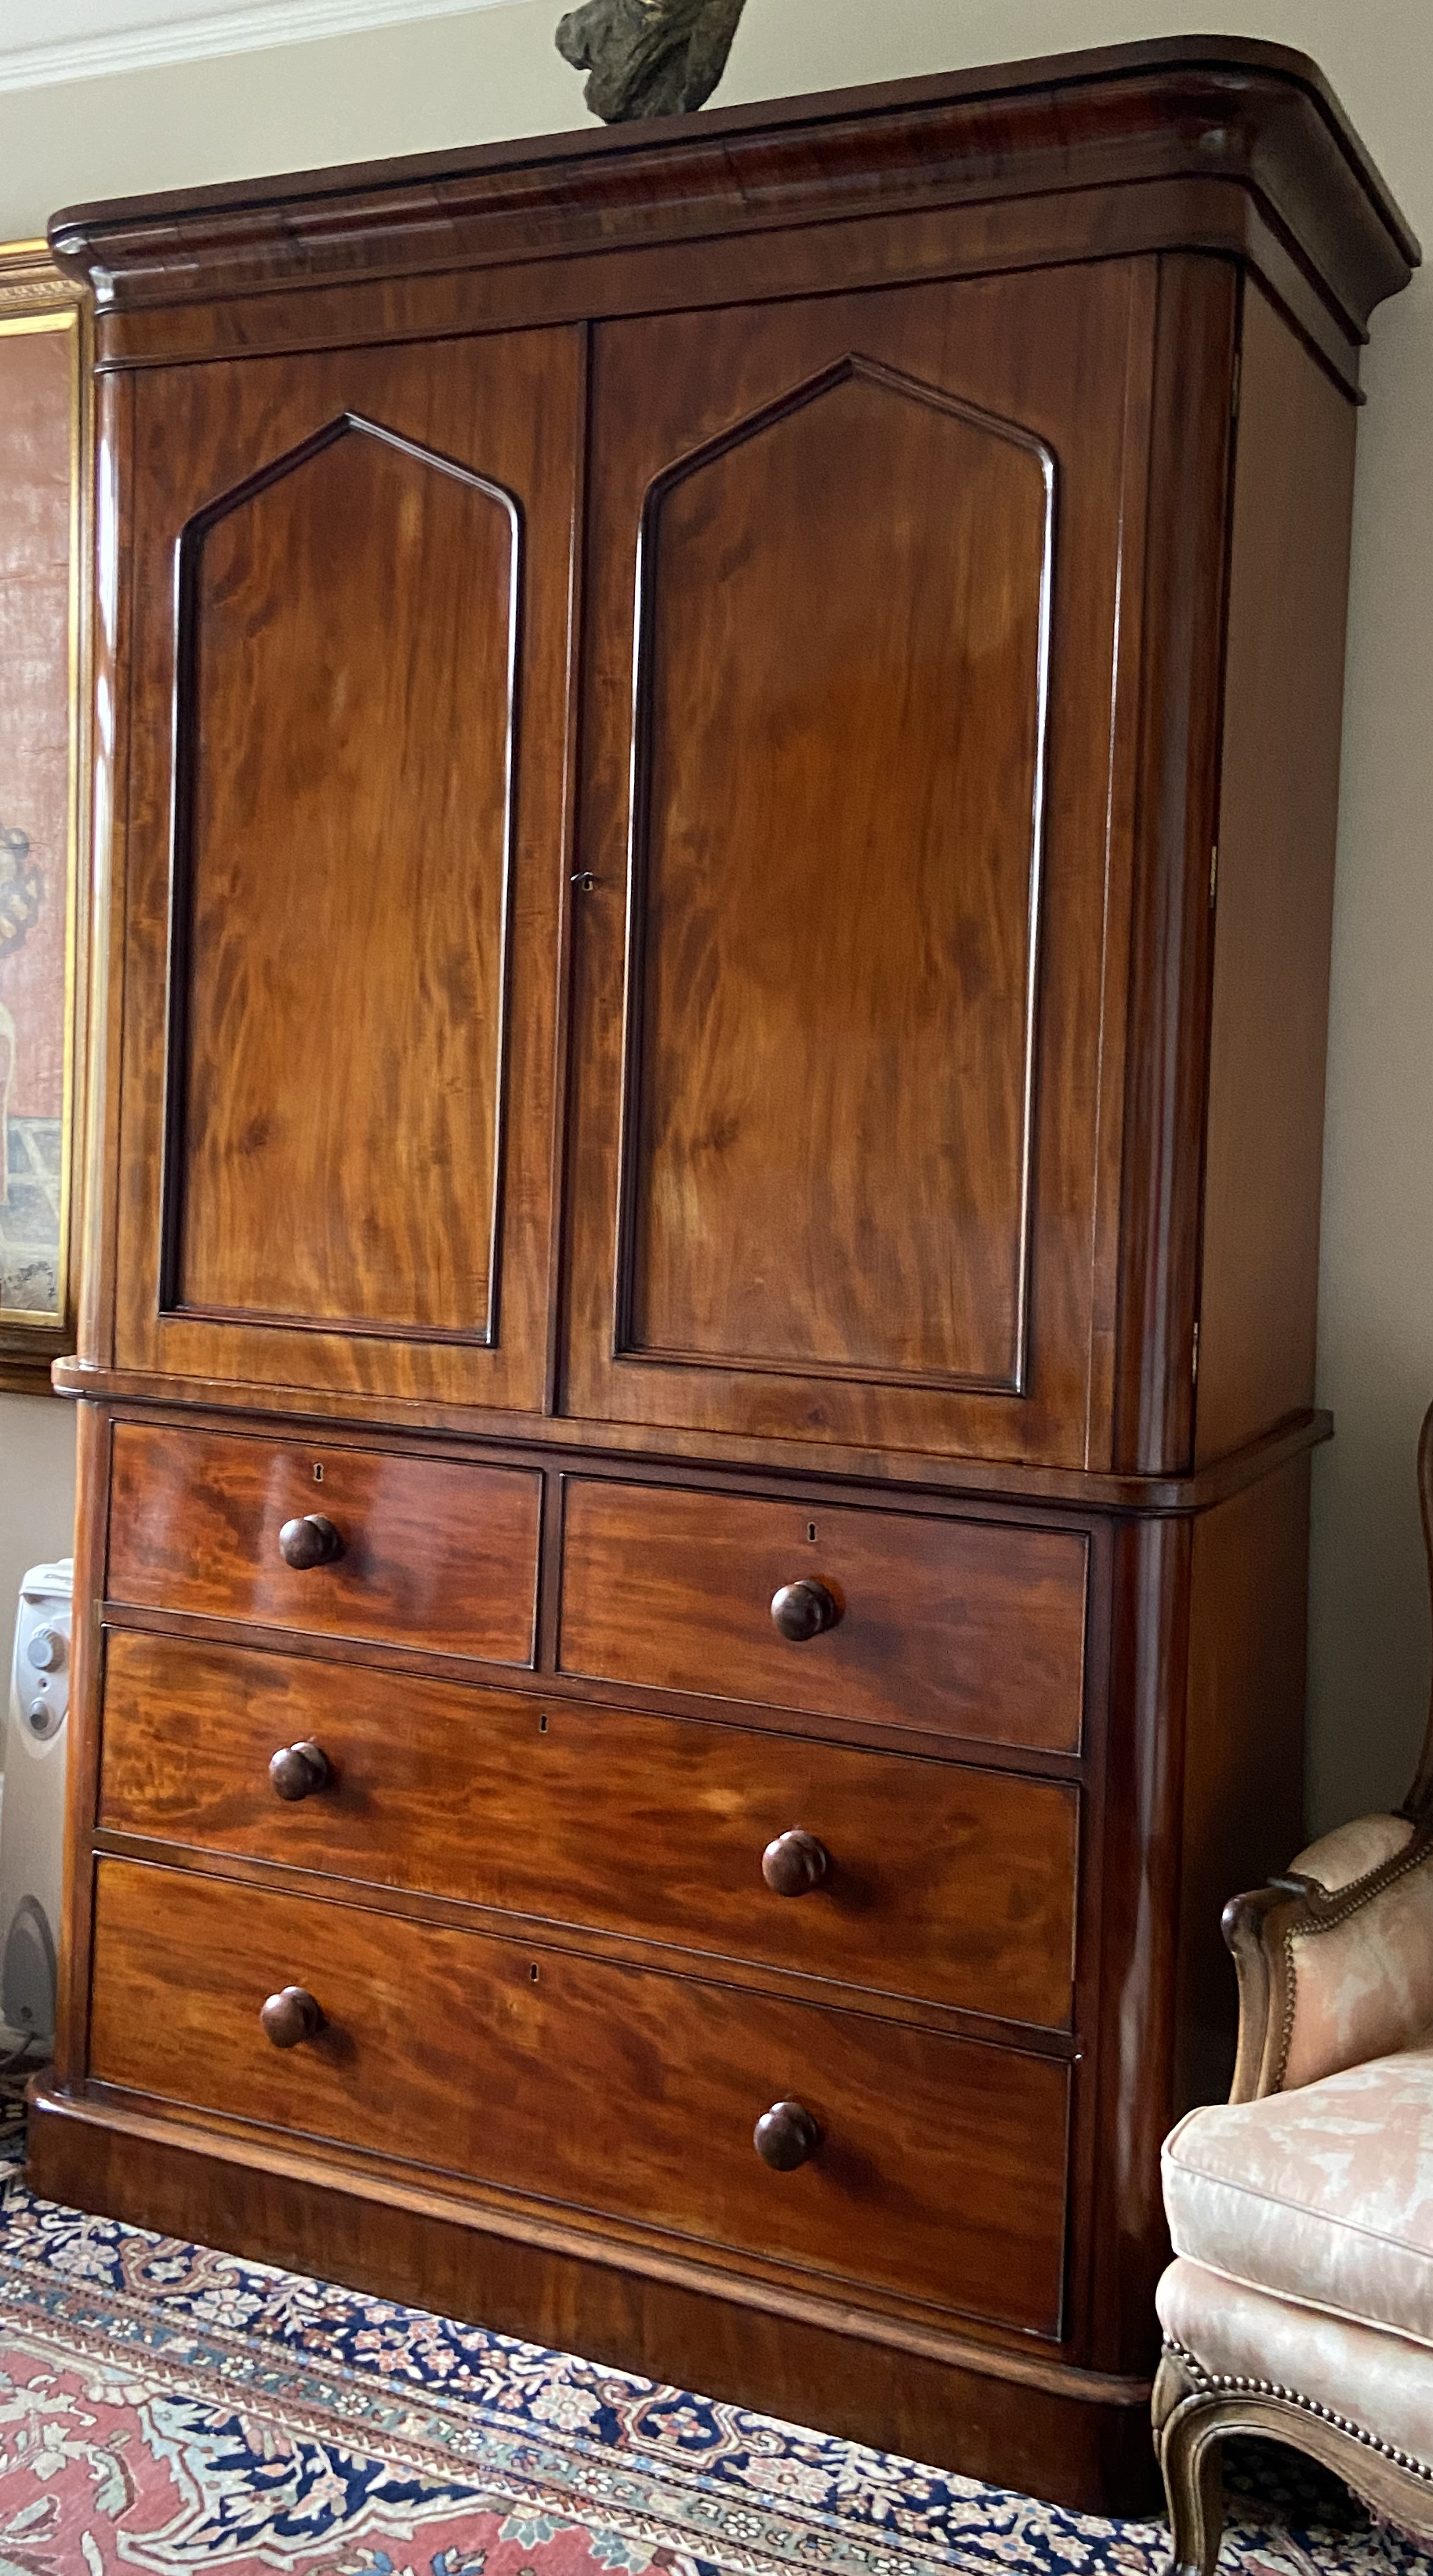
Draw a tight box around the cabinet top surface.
[48,34,1417,335]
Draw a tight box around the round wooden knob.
[761,1828,829,1896]
[278,1513,343,1571]
[260,1985,324,2048]
[771,1579,839,1642]
[268,1740,332,1802]
[753,2100,822,2171]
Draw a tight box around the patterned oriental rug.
[0,2103,1415,2575]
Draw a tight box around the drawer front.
[99,1632,1079,2028]
[558,1480,1087,1752]
[89,1859,1070,2335]
[107,1422,541,1665]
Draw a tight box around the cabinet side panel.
[1113,255,1236,1476]
[1085,1511,1190,2371]
[1195,283,1356,1466]
[1175,1456,1311,2113]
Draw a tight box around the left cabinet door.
[108,330,582,1409]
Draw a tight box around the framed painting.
[0,243,90,1395]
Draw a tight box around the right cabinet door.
[564,263,1153,1465]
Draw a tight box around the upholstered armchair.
[1154,1411,1433,2568]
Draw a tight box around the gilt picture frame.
[0,242,91,1394]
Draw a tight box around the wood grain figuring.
[106,1422,541,1664]
[565,263,1146,1461]
[96,1630,1080,2028]
[624,357,1050,1388]
[170,417,517,1339]
[42,40,1416,2516]
[50,1364,1333,1512]
[58,193,1366,408]
[45,44,1417,387]
[1193,281,1356,1466]
[112,330,582,1405]
[557,1479,1087,1751]
[27,2089,1160,2514]
[89,1857,1072,2335]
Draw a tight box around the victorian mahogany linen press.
[38,38,1415,2513]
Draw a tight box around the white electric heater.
[0,1560,72,2048]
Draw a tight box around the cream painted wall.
[0,1399,77,1644]
[0,0,1429,1828]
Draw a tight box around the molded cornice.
[46,39,1420,393]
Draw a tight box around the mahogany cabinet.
[40,38,1416,2513]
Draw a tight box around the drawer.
[107,1422,541,1665]
[89,1858,1070,2335]
[558,1480,1087,1752]
[98,1632,1079,2028]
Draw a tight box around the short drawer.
[558,1480,1087,1752]
[107,1422,541,1665]
[89,1858,1070,2335]
[98,1632,1079,2028]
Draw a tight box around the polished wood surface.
[770,1579,839,1643]
[42,38,1415,2516]
[170,413,518,1341]
[27,2085,1160,2511]
[1112,255,1238,1477]
[558,1478,1087,1750]
[107,1422,542,1663]
[1194,281,1356,1467]
[278,1514,343,1570]
[753,2100,822,2171]
[47,43,1416,394]
[50,1359,1334,1511]
[259,1984,323,2047]
[622,352,1049,1393]
[760,1830,829,1898]
[1174,1458,1310,2112]
[564,263,1148,1465]
[96,1630,1080,2028]
[267,1740,332,1802]
[89,1857,1072,2332]
[111,330,582,1406]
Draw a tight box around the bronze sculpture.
[556,0,749,121]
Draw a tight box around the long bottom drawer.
[89,1859,1070,2335]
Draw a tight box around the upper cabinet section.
[55,42,1417,1469]
[564,267,1148,1466]
[111,330,582,1406]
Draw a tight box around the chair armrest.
[1222,1814,1433,2100]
